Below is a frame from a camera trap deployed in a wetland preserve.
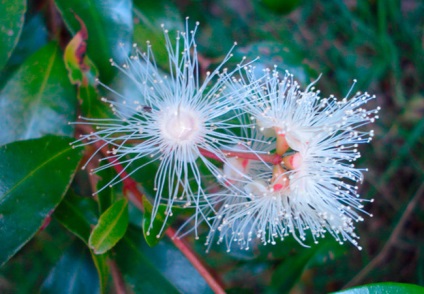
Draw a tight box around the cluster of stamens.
[71,21,380,253]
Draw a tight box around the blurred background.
[0,0,423,293]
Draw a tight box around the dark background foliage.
[0,0,423,293]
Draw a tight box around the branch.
[343,182,424,289]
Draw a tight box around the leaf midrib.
[0,142,75,203]
[23,45,58,140]
[90,199,127,252]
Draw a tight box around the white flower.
[72,20,250,235]
[231,68,379,153]
[202,75,379,252]
[175,127,275,243]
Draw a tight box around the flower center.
[159,105,204,145]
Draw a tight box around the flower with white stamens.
[231,68,379,153]
[175,127,275,243]
[202,76,379,252]
[72,20,252,236]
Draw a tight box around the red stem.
[223,149,282,165]
[199,147,282,165]
[80,134,282,165]
[166,228,226,294]
[109,259,127,294]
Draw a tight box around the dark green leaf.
[334,282,424,294]
[89,198,129,254]
[307,239,349,268]
[54,191,109,294]
[141,194,187,247]
[115,226,212,293]
[0,135,83,266]
[0,221,75,293]
[132,0,183,70]
[90,252,109,294]
[5,12,48,66]
[269,246,320,293]
[142,197,170,247]
[0,0,26,71]
[0,43,77,146]
[96,163,118,214]
[0,12,48,88]
[55,0,133,83]
[41,241,100,294]
[54,191,98,245]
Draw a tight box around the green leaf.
[132,0,183,70]
[41,241,100,294]
[55,0,133,83]
[4,12,48,69]
[307,239,349,268]
[89,198,129,254]
[54,191,109,294]
[141,192,187,247]
[142,197,170,247]
[0,221,76,293]
[0,135,83,266]
[0,10,49,90]
[54,191,99,245]
[96,162,118,214]
[115,226,212,293]
[0,0,26,71]
[0,43,77,146]
[334,282,424,294]
[90,253,109,294]
[269,245,320,293]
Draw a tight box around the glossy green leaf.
[334,282,424,294]
[0,10,48,89]
[3,12,48,69]
[96,163,118,214]
[89,198,129,254]
[90,253,109,294]
[54,191,98,245]
[115,226,212,293]
[0,221,75,293]
[41,241,100,294]
[0,135,83,266]
[269,246,320,293]
[55,0,133,83]
[0,43,77,146]
[133,0,183,70]
[54,191,109,294]
[0,0,26,71]
[142,197,170,247]
[141,192,187,247]
[308,239,349,268]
